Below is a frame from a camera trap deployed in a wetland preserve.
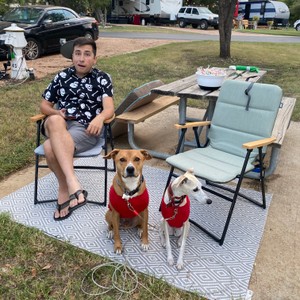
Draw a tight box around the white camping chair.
[30,114,115,207]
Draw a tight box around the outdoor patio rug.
[0,157,272,300]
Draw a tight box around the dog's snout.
[126,165,135,176]
[193,187,199,192]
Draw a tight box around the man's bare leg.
[44,115,86,218]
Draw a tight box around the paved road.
[99,31,300,43]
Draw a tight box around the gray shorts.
[42,119,102,154]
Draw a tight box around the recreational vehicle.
[110,0,183,24]
[237,1,290,26]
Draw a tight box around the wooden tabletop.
[152,68,267,100]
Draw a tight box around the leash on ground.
[81,253,161,299]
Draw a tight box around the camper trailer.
[110,0,183,24]
[237,1,290,26]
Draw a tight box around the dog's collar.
[117,175,144,199]
[167,184,186,206]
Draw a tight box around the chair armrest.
[30,114,46,122]
[174,121,211,129]
[243,137,276,150]
[104,114,115,124]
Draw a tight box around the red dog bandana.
[160,196,190,228]
[109,186,149,218]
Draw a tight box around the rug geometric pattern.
[0,157,271,300]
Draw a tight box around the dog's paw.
[107,230,113,239]
[160,238,166,248]
[114,245,122,255]
[141,242,149,251]
[176,260,184,270]
[167,255,174,266]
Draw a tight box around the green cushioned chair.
[165,80,282,245]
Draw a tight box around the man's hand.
[86,117,103,136]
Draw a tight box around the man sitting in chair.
[40,37,114,221]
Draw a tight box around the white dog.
[159,169,211,270]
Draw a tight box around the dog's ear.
[103,149,120,160]
[173,175,188,188]
[140,150,152,160]
[186,168,194,175]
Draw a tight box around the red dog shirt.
[109,186,149,218]
[160,196,190,228]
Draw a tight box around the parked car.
[177,6,219,30]
[0,5,99,60]
[294,19,300,31]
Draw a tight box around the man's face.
[72,44,96,78]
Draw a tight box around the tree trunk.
[218,0,237,59]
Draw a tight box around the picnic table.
[151,68,295,177]
[151,68,267,125]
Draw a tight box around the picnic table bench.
[261,96,296,178]
[113,80,180,159]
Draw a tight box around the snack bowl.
[196,68,227,90]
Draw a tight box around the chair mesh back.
[208,81,282,158]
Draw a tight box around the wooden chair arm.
[243,137,276,150]
[104,114,115,124]
[174,121,211,129]
[30,114,46,122]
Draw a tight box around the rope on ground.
[80,236,162,299]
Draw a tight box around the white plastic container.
[196,68,227,90]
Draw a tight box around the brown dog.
[103,149,152,254]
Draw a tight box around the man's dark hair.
[73,37,97,57]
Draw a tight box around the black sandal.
[69,189,88,212]
[53,199,72,221]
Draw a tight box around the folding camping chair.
[164,80,283,245]
[30,113,115,207]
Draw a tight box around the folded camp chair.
[30,114,115,207]
[164,80,282,245]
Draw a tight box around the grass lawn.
[0,37,299,299]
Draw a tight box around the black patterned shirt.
[42,66,113,127]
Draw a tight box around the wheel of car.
[192,24,198,29]
[178,19,186,28]
[24,38,41,60]
[199,20,208,30]
[84,31,94,39]
[296,24,300,31]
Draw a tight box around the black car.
[0,5,99,60]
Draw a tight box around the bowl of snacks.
[196,67,227,90]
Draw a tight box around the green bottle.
[229,65,259,73]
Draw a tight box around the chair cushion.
[34,136,105,157]
[209,81,282,159]
[166,146,254,183]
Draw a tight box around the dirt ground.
[1,34,299,300]
[25,38,175,79]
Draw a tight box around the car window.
[178,8,185,13]
[2,7,43,24]
[62,9,77,20]
[186,8,192,14]
[192,8,199,15]
[44,9,66,23]
[198,7,213,14]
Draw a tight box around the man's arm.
[86,96,114,136]
[40,99,66,118]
